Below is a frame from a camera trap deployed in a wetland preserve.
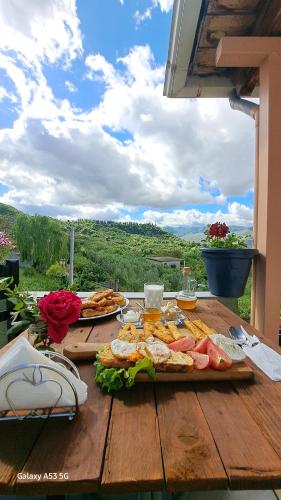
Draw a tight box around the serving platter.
[79,298,129,322]
[63,342,254,382]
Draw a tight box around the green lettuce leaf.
[94,357,155,392]
[125,357,155,388]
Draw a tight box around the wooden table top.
[1,298,281,496]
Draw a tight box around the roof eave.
[163,0,259,98]
[163,0,203,97]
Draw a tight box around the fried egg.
[138,341,170,364]
[111,339,140,360]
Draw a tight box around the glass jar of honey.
[176,294,197,311]
[141,307,161,322]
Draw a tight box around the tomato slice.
[194,337,210,354]
[186,351,209,369]
[169,336,195,352]
[207,340,232,371]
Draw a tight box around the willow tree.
[15,215,68,272]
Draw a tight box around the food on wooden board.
[166,321,186,340]
[169,336,195,352]
[96,315,238,389]
[193,337,210,354]
[210,334,246,362]
[138,341,170,364]
[184,320,206,339]
[207,341,232,371]
[80,289,126,318]
[144,321,174,344]
[111,339,142,361]
[187,351,210,370]
[97,338,194,373]
[192,319,216,335]
[118,324,150,342]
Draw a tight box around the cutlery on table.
[228,326,259,347]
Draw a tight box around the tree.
[15,215,68,272]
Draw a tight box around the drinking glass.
[144,282,164,309]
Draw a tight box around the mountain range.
[164,224,253,242]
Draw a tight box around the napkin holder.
[0,351,79,422]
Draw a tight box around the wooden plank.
[208,0,260,14]
[191,301,281,488]
[101,384,164,493]
[52,324,92,353]
[0,325,92,495]
[14,325,112,496]
[155,383,227,491]
[234,379,281,459]
[196,48,217,67]
[0,420,46,495]
[199,14,256,48]
[195,381,281,490]
[207,300,281,465]
[238,0,281,94]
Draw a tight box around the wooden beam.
[239,0,281,94]
[216,36,281,343]
[216,37,281,67]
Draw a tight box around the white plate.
[79,297,129,321]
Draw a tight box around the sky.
[0,0,255,228]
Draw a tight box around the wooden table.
[1,299,281,496]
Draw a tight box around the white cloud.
[0,11,255,228]
[135,203,253,227]
[155,0,174,13]
[134,8,153,26]
[0,0,82,66]
[134,0,173,25]
[65,80,77,93]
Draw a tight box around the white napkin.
[0,337,88,411]
[242,330,281,381]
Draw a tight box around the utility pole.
[69,226,75,285]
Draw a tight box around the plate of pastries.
[79,289,128,320]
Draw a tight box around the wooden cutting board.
[63,342,254,382]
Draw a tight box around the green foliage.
[204,232,247,248]
[65,219,167,237]
[14,214,68,272]
[1,202,252,320]
[94,356,155,392]
[238,278,251,321]
[0,203,21,238]
[18,268,60,292]
[46,262,69,289]
[203,223,247,249]
[2,283,40,337]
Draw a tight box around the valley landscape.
[0,203,251,319]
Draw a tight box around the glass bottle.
[176,266,197,310]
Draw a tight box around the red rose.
[38,291,81,343]
[209,222,229,239]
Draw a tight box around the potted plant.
[201,222,258,298]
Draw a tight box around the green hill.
[0,203,23,237]
[0,203,251,320]
[0,203,207,293]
